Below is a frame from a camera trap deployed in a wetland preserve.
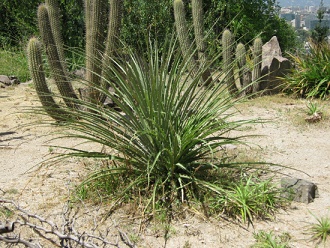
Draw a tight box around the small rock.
[305,112,322,123]
[281,177,318,203]
[0,75,20,87]
[72,68,86,79]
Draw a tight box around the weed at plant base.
[305,100,323,123]
[307,212,330,246]
[210,173,283,224]
[252,230,291,248]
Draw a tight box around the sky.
[277,0,330,7]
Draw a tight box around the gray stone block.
[281,177,318,204]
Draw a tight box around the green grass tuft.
[0,48,30,82]
[252,230,291,248]
[308,213,330,245]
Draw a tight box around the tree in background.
[204,0,297,53]
[1,0,296,55]
[0,0,41,47]
[311,0,328,45]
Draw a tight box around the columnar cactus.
[28,0,124,120]
[37,4,78,108]
[252,37,263,93]
[236,42,251,95]
[45,0,66,69]
[222,29,237,95]
[101,0,123,96]
[85,0,108,102]
[191,0,211,85]
[27,38,65,121]
[173,0,199,77]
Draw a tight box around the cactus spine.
[173,0,199,76]
[252,37,262,93]
[191,0,211,86]
[27,38,65,121]
[37,4,78,108]
[222,29,237,95]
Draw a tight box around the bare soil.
[1,83,330,247]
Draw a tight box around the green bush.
[284,42,330,99]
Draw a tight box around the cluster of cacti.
[173,0,263,95]
[235,36,263,96]
[29,0,266,121]
[27,0,123,119]
[173,0,211,86]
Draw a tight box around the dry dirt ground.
[1,83,330,247]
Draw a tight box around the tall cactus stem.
[84,0,107,102]
[222,29,237,96]
[191,0,212,86]
[236,42,251,95]
[252,37,262,93]
[173,0,199,77]
[38,4,78,108]
[27,38,66,121]
[100,0,123,103]
[45,0,67,74]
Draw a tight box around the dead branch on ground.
[0,199,136,248]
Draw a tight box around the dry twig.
[0,199,136,248]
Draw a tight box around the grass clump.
[0,48,30,82]
[308,213,330,245]
[252,230,291,248]
[283,42,330,99]
[210,174,282,224]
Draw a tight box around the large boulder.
[259,36,290,94]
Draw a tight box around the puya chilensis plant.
[173,0,212,86]
[27,0,123,119]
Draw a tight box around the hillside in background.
[278,0,330,7]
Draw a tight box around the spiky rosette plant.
[43,37,259,216]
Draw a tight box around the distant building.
[280,13,295,21]
[308,6,317,13]
[295,14,301,28]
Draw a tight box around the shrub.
[283,42,330,99]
